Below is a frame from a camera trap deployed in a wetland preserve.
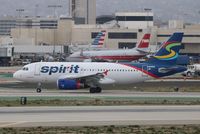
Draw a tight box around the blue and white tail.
[147,32,184,65]
[91,30,106,47]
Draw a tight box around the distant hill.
[0,0,199,23]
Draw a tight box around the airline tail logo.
[137,34,151,48]
[92,30,106,47]
[154,42,181,60]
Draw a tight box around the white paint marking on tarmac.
[0,121,26,128]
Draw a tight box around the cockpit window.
[22,67,29,71]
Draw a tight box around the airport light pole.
[48,5,62,58]
[16,9,25,18]
[35,4,39,17]
[35,4,39,45]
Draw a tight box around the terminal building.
[70,0,96,24]
[7,14,200,57]
[0,0,199,63]
[115,12,154,29]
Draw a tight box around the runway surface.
[0,106,200,127]
[1,79,200,89]
[0,74,200,128]
[0,80,200,99]
[1,88,200,99]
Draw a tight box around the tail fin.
[147,32,184,65]
[137,33,151,49]
[92,30,106,47]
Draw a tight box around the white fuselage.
[67,49,145,62]
[14,62,152,84]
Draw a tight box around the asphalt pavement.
[0,106,200,127]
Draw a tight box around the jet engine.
[57,79,87,90]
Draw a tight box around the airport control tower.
[70,0,96,24]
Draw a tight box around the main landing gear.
[89,87,102,93]
[36,82,42,93]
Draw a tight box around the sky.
[0,0,199,23]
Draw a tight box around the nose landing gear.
[36,82,42,93]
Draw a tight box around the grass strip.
[0,96,200,107]
[0,125,200,134]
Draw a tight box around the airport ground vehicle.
[182,64,200,77]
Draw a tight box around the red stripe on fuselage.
[121,64,159,79]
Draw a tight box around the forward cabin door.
[34,63,41,76]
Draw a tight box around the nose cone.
[13,71,21,80]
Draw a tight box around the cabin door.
[34,64,41,76]
[142,65,149,77]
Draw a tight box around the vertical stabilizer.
[147,32,184,65]
[92,30,106,47]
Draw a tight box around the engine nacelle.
[57,79,86,90]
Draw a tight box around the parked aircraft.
[13,33,186,93]
[67,33,151,62]
[69,30,107,53]
[91,30,106,47]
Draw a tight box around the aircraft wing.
[58,70,115,85]
[59,72,105,80]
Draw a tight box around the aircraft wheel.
[89,87,102,93]
[90,87,96,93]
[36,82,42,93]
[36,88,42,93]
[198,72,200,76]
[187,72,192,77]
[96,87,102,93]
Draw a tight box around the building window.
[138,29,143,32]
[116,16,153,21]
[108,32,137,39]
[118,42,136,49]
[91,32,99,38]
[40,20,58,29]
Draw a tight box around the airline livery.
[91,30,106,47]
[14,33,186,93]
[67,33,151,62]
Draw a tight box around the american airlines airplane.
[70,30,107,53]
[67,33,151,62]
[91,30,106,47]
[13,33,186,93]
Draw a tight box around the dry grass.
[0,97,200,107]
[0,125,200,134]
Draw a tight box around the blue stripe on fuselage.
[120,63,187,78]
